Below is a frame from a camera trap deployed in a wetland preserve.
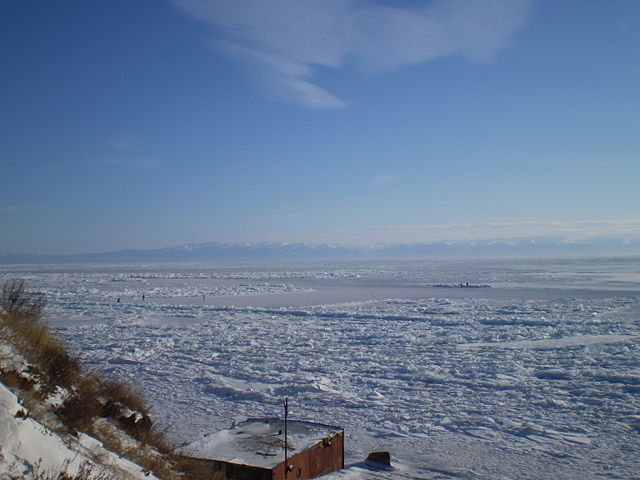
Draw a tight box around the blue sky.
[1,0,639,254]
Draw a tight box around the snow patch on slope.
[0,382,159,479]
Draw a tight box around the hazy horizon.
[2,236,640,262]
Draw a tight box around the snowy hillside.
[0,380,159,479]
[0,281,199,480]
[0,335,165,479]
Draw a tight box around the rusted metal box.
[182,418,344,480]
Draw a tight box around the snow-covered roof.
[184,418,343,469]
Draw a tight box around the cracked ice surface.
[1,258,639,479]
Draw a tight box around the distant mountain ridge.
[2,237,640,264]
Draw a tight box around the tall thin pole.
[284,397,289,480]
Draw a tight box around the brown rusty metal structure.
[181,418,344,480]
[273,430,344,480]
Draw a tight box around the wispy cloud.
[106,134,146,154]
[0,204,48,213]
[374,175,397,185]
[97,135,161,169]
[172,0,533,108]
[292,219,640,245]
[98,157,161,169]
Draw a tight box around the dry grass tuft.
[31,460,111,480]
[93,420,179,480]
[97,377,148,417]
[1,281,81,388]
[172,457,226,480]
[0,368,37,391]
[56,377,102,433]
[1,281,212,480]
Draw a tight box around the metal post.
[284,397,289,480]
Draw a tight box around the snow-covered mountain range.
[2,237,640,263]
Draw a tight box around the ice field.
[1,257,639,479]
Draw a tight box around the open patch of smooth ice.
[459,334,639,350]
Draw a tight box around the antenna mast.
[284,397,289,479]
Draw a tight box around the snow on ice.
[1,257,638,479]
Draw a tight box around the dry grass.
[1,280,214,480]
[30,460,112,480]
[97,377,148,415]
[56,377,102,433]
[0,368,37,391]
[171,457,226,480]
[93,420,179,480]
[1,281,81,388]
[0,281,153,436]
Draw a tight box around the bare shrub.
[56,377,102,433]
[40,342,81,386]
[97,377,148,416]
[1,280,46,320]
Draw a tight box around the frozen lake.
[1,257,639,479]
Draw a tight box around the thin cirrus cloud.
[96,137,161,169]
[172,0,533,108]
[0,204,48,213]
[98,157,161,169]
[374,175,397,185]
